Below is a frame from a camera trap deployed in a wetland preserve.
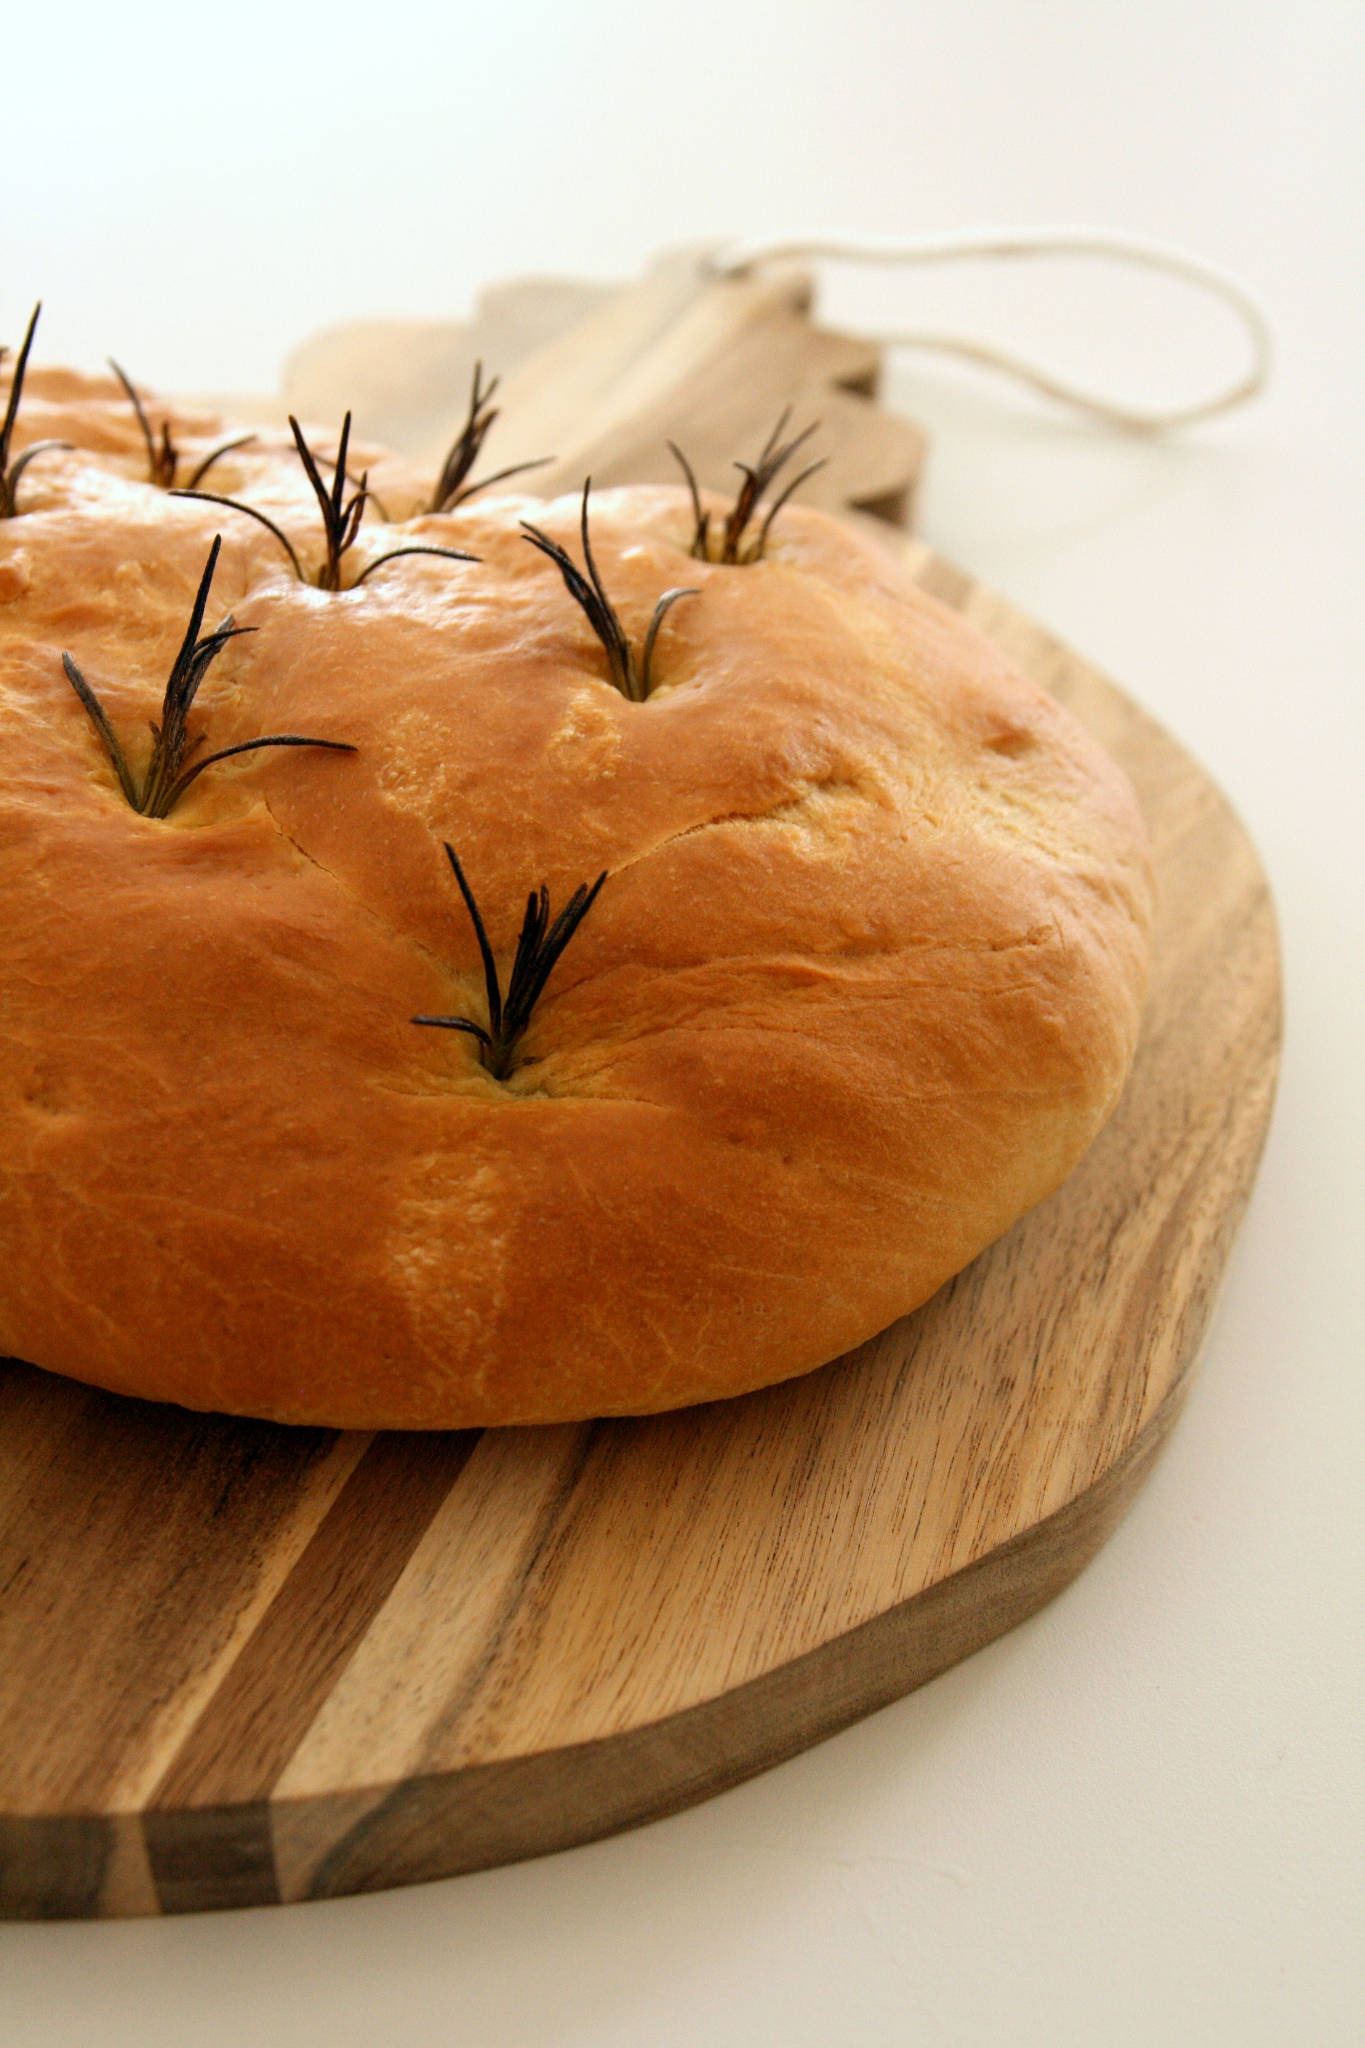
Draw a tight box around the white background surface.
[3,3,1363,2044]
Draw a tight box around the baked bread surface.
[0,370,1153,1426]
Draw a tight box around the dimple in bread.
[0,363,1153,1428]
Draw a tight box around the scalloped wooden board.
[272,245,926,526]
[0,267,1280,1917]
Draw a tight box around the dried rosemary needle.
[62,535,355,818]
[1,303,71,517]
[669,408,826,563]
[427,361,552,513]
[414,843,607,1080]
[520,479,697,702]
[173,412,479,590]
[107,359,256,491]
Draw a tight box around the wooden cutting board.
[0,255,1280,1918]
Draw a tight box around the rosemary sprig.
[413,843,607,1081]
[310,446,391,522]
[427,361,552,513]
[61,534,355,819]
[520,479,698,702]
[1,303,71,516]
[107,359,256,490]
[172,411,479,589]
[668,408,826,564]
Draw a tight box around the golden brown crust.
[0,370,1153,1426]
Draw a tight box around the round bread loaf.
[0,367,1153,1427]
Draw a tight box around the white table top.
[4,3,1362,2043]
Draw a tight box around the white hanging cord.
[707,229,1271,434]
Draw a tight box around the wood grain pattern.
[0,269,1280,1917]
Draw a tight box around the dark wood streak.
[305,1423,599,1903]
[144,1802,279,1917]
[0,1814,110,1921]
[0,1371,337,1816]
[143,1429,482,1911]
[152,1430,483,1810]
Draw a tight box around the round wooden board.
[0,546,1280,1919]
